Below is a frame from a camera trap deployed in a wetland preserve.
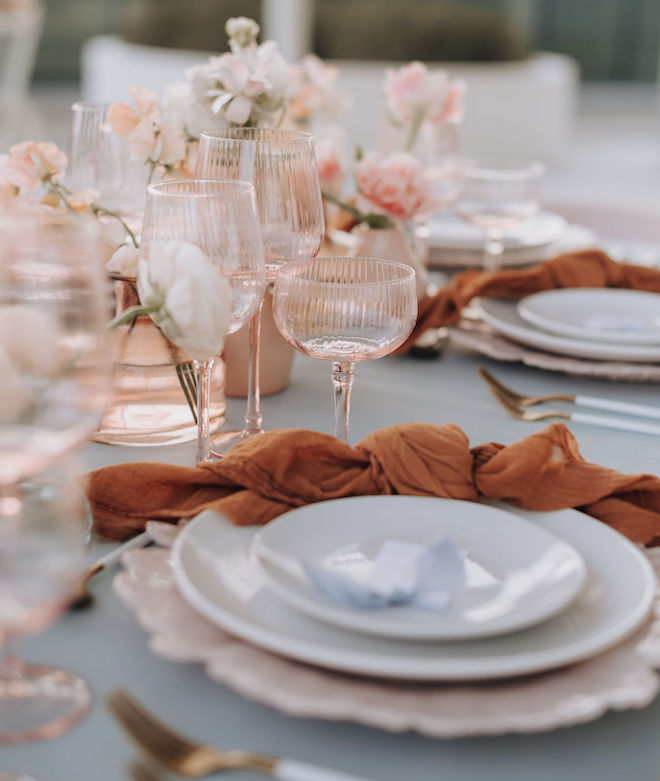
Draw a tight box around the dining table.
[5,327,660,781]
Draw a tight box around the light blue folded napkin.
[302,537,465,611]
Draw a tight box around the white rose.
[137,242,232,361]
[105,245,139,277]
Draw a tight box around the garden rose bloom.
[316,137,345,196]
[138,242,232,361]
[355,152,433,221]
[106,245,139,277]
[5,141,67,191]
[385,62,463,126]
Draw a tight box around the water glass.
[454,160,545,272]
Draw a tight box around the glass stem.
[194,358,214,464]
[243,300,264,438]
[484,228,505,273]
[331,361,355,444]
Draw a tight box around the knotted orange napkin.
[403,248,660,348]
[88,422,660,546]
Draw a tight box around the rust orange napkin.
[88,422,660,546]
[403,248,660,348]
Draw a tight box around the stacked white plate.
[171,495,655,682]
[479,288,660,363]
[426,211,593,269]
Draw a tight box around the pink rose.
[355,152,433,221]
[384,62,462,126]
[5,141,67,191]
[315,138,345,196]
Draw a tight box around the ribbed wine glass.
[195,128,325,455]
[454,160,545,272]
[67,101,149,233]
[273,257,417,443]
[140,179,265,464]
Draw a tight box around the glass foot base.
[0,664,92,744]
[211,428,265,458]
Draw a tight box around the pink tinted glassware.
[0,457,91,744]
[195,128,324,455]
[454,161,545,272]
[140,179,265,464]
[273,256,417,443]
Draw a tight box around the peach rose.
[355,152,433,221]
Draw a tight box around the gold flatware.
[477,365,660,419]
[107,689,374,780]
[481,369,660,435]
[69,531,151,610]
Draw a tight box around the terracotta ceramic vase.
[223,287,296,398]
[350,221,429,299]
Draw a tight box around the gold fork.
[128,759,168,781]
[481,369,660,435]
[107,689,374,780]
[477,365,660,419]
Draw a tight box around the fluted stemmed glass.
[195,128,325,455]
[273,257,417,443]
[0,212,111,743]
[140,180,265,464]
[454,160,545,273]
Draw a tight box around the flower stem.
[320,190,395,230]
[403,107,426,152]
[108,303,159,329]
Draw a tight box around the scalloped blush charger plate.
[251,499,586,640]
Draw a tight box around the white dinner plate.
[428,211,567,251]
[171,497,655,681]
[251,501,586,640]
[517,289,660,345]
[479,298,660,362]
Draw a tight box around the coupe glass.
[140,179,266,464]
[67,101,149,231]
[273,257,417,443]
[454,160,545,272]
[0,455,92,744]
[195,128,325,455]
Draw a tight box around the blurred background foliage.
[33,0,659,83]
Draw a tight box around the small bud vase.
[351,221,429,299]
[223,287,295,397]
[93,274,226,446]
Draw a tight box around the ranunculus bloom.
[5,141,67,191]
[355,152,433,221]
[384,62,463,126]
[138,242,232,361]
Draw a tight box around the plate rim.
[480,298,660,362]
[517,288,660,345]
[171,497,655,681]
[251,500,587,640]
[427,211,567,251]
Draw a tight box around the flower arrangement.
[286,54,350,130]
[107,17,293,182]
